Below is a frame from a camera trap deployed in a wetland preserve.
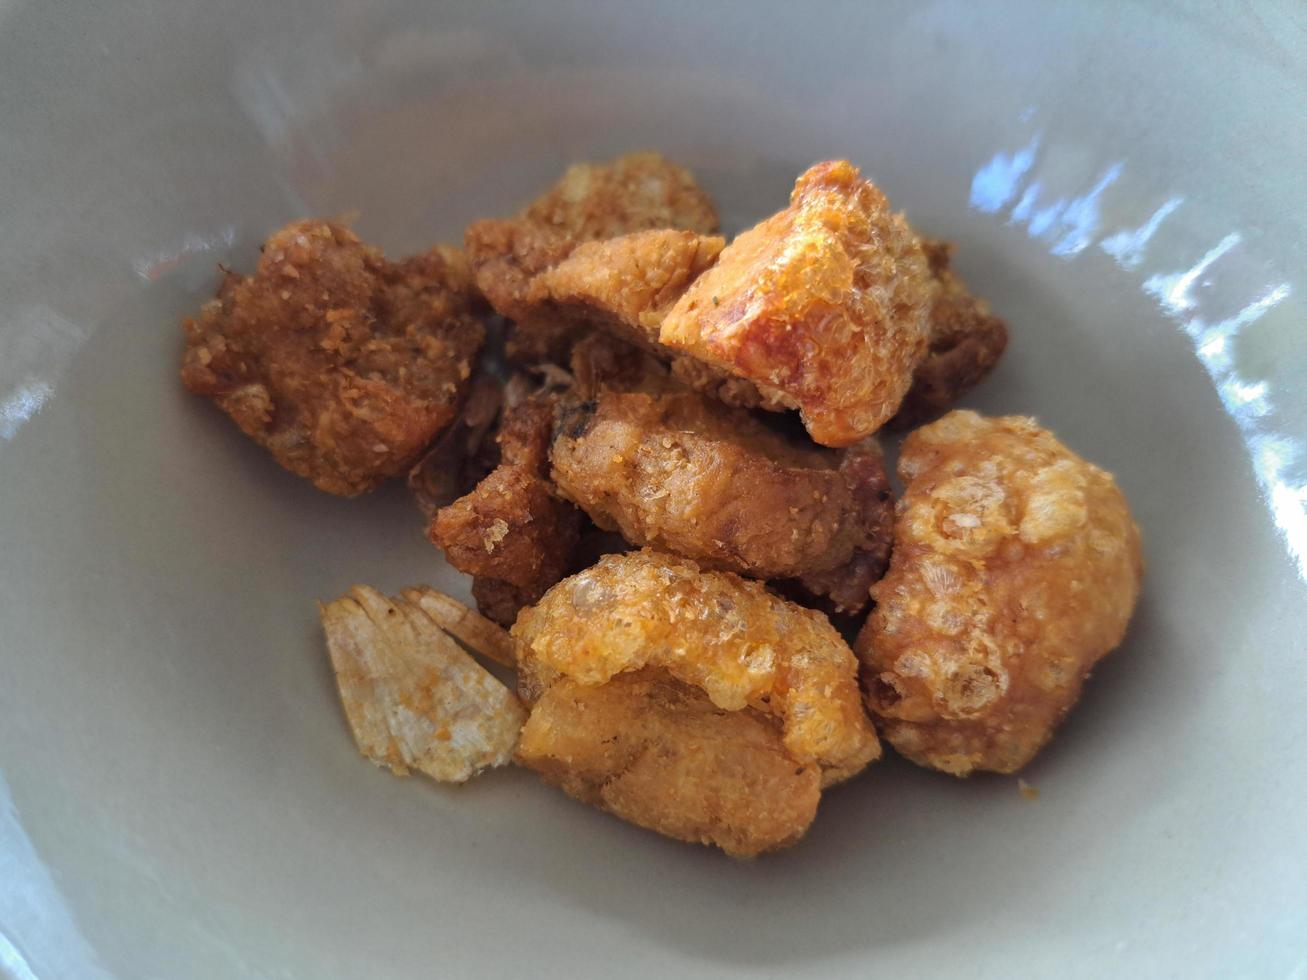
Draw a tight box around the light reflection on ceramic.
[0,774,111,980]
[0,934,41,980]
[132,228,237,284]
[970,138,1304,579]
[0,306,90,442]
[0,380,54,441]
[1100,198,1185,271]
[1012,162,1122,257]
[968,137,1039,214]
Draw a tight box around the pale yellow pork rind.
[513,551,879,784]
[511,551,879,855]
[855,411,1143,775]
[516,670,823,857]
[320,585,524,782]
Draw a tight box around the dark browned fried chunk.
[181,220,484,496]
[550,364,894,614]
[407,372,503,518]
[781,445,895,616]
[889,239,1009,427]
[430,395,582,626]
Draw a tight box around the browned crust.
[430,396,583,626]
[181,220,484,496]
[889,239,1009,427]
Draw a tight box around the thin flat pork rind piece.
[320,585,525,782]
[660,160,934,447]
[400,586,517,669]
[516,670,822,858]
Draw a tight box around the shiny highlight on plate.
[0,381,54,441]
[1100,197,1184,271]
[0,773,113,979]
[971,137,1305,581]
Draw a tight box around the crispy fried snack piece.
[464,152,719,361]
[181,221,485,496]
[517,670,822,857]
[529,228,725,348]
[522,152,718,241]
[430,395,583,626]
[320,585,525,782]
[778,444,895,617]
[400,585,517,669]
[855,411,1143,776]
[660,160,933,447]
[463,219,580,360]
[572,328,781,417]
[523,229,797,412]
[513,551,879,785]
[568,330,668,398]
[407,372,503,518]
[551,381,893,614]
[889,239,1009,427]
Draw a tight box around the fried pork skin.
[660,160,933,446]
[181,221,484,495]
[856,411,1142,775]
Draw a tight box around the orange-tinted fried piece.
[855,411,1143,776]
[464,152,719,361]
[550,384,892,614]
[525,229,794,413]
[430,395,582,626]
[513,551,879,785]
[889,239,1009,427]
[516,670,821,857]
[181,221,484,496]
[661,160,933,446]
[529,229,725,350]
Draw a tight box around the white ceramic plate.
[2,2,1305,977]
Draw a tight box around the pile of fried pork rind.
[183,154,1141,856]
